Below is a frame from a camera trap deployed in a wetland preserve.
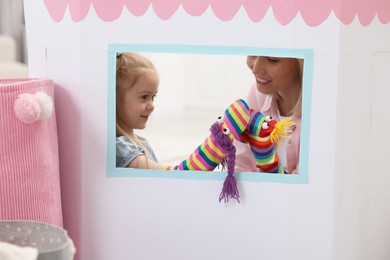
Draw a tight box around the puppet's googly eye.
[265,116,272,122]
[217,116,223,124]
[223,128,230,135]
[261,122,269,129]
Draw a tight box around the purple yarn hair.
[210,122,240,203]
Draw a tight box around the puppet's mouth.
[270,118,295,146]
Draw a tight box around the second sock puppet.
[240,109,295,173]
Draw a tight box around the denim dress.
[116,135,158,167]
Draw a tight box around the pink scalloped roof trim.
[44,0,390,26]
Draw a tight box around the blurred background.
[137,53,254,166]
[0,0,29,78]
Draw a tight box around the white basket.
[0,220,75,260]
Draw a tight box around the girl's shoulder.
[116,135,150,150]
[135,135,158,162]
[116,135,143,167]
[116,135,137,150]
[136,135,147,142]
[134,135,152,149]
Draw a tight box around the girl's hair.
[116,52,157,168]
[116,52,156,92]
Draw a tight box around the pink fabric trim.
[0,78,63,227]
[43,0,390,26]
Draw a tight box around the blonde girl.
[116,52,165,169]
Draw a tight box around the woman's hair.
[291,58,304,117]
[274,58,303,117]
[115,52,157,167]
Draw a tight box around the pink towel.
[0,78,63,227]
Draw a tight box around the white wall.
[24,4,338,259]
[140,53,253,165]
[333,20,390,260]
[146,53,253,117]
[22,2,390,260]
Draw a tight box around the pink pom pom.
[14,93,41,124]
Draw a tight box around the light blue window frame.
[107,44,313,184]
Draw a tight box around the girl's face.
[246,56,301,96]
[117,71,159,133]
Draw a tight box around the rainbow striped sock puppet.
[164,99,250,203]
[164,99,294,202]
[240,109,295,173]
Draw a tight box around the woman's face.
[246,56,301,96]
[116,71,159,133]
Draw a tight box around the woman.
[235,56,303,174]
